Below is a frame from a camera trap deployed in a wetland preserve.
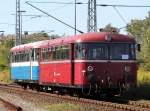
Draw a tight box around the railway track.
[0,83,150,111]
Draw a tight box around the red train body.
[10,32,138,95]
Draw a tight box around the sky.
[0,0,150,36]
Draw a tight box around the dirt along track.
[0,97,22,111]
[0,83,150,111]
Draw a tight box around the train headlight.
[124,66,131,72]
[87,65,94,72]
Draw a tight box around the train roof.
[10,32,135,52]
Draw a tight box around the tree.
[22,32,49,44]
[126,13,150,71]
[127,12,150,43]
[127,20,144,44]
[100,24,119,34]
[142,27,150,71]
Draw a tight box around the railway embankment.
[0,97,22,111]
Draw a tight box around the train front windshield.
[75,43,136,60]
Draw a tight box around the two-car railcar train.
[10,32,138,96]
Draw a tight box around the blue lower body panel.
[10,66,39,81]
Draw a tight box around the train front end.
[74,33,138,95]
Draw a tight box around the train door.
[30,49,39,81]
[29,49,33,80]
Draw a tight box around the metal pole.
[15,0,17,46]
[75,0,77,35]
[16,0,21,46]
[19,11,26,44]
[20,11,22,45]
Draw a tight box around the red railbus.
[38,32,137,95]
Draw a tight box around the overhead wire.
[23,1,75,20]
[28,1,74,4]
[18,1,76,34]
[27,1,150,7]
[21,1,75,26]
[27,1,87,5]
[27,1,83,13]
[97,4,150,8]
[0,23,15,26]
[112,6,127,24]
[51,0,75,12]
[25,1,84,33]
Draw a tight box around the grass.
[47,103,81,111]
[0,68,11,83]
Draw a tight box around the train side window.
[130,44,136,60]
[30,49,34,61]
[62,45,69,59]
[13,53,15,62]
[75,44,82,59]
[34,49,39,61]
[46,47,52,61]
[41,45,70,61]
[18,52,21,62]
[82,48,87,59]
[16,53,18,62]
[75,44,87,59]
[42,48,52,61]
[14,53,17,62]
[55,46,62,60]
[20,51,24,62]
[45,48,51,61]
[52,47,56,60]
[11,53,13,62]
[31,49,38,61]
[22,51,25,62]
[15,52,20,62]
[10,52,15,62]
[42,48,47,61]
[25,50,30,61]
[18,52,20,62]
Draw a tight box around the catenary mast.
[15,0,21,46]
[87,0,97,32]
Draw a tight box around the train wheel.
[23,85,27,90]
[36,86,43,92]
[29,84,34,90]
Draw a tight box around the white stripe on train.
[39,60,136,64]
[10,60,136,66]
[11,61,39,67]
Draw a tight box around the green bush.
[122,69,150,99]
[137,69,150,85]
[0,69,11,83]
[143,63,150,71]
